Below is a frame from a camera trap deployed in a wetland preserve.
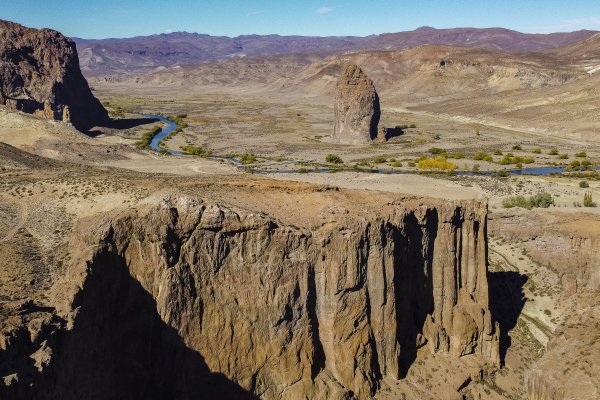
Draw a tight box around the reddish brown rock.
[332,63,380,144]
[0,20,108,131]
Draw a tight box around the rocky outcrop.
[0,20,108,131]
[1,197,499,399]
[332,63,380,144]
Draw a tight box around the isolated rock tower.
[332,63,380,144]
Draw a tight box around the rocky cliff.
[0,20,108,131]
[1,196,499,399]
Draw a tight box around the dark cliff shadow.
[102,117,159,130]
[394,210,438,378]
[383,127,404,141]
[84,117,159,136]
[10,250,257,400]
[488,271,527,366]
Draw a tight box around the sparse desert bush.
[408,161,416,167]
[493,149,503,155]
[523,157,535,164]
[391,161,403,167]
[298,168,309,174]
[495,169,509,178]
[549,149,559,155]
[584,191,596,207]
[447,152,464,159]
[325,154,343,164]
[512,144,522,150]
[575,151,587,158]
[418,156,457,170]
[473,152,493,162]
[472,164,481,172]
[373,156,387,163]
[180,145,211,157]
[558,153,569,159]
[503,192,554,209]
[532,148,542,154]
[530,192,554,208]
[428,147,446,155]
[580,181,590,188]
[239,153,257,165]
[396,123,417,129]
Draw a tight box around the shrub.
[373,156,387,163]
[472,164,481,172]
[530,192,554,208]
[429,147,446,155]
[495,169,509,178]
[549,149,559,155]
[575,151,587,158]
[180,145,211,157]
[523,157,535,164]
[298,168,309,174]
[325,154,343,164]
[409,123,417,128]
[580,181,590,188]
[493,149,503,155]
[239,153,257,165]
[448,152,464,159]
[502,192,554,209]
[532,148,542,154]
[512,144,522,150]
[408,161,416,167]
[558,153,569,160]
[584,191,596,207]
[391,161,403,167]
[433,133,441,140]
[418,156,457,170]
[474,152,493,162]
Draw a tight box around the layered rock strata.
[1,197,499,399]
[332,63,381,144]
[0,20,108,131]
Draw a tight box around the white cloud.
[316,6,334,15]
[534,17,600,33]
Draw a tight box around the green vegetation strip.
[136,126,162,150]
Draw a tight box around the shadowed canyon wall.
[1,197,499,399]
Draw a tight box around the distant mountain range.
[74,27,597,75]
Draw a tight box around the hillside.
[75,27,597,75]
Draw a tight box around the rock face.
[1,197,499,399]
[0,20,108,131]
[332,63,380,144]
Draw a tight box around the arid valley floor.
[1,20,600,400]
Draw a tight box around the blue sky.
[4,0,600,39]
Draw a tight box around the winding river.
[142,114,183,155]
[142,113,598,176]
